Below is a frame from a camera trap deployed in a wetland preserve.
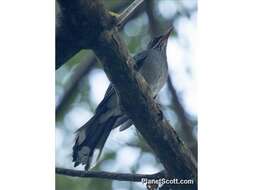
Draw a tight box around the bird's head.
[147,26,174,50]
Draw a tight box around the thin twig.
[117,0,144,28]
[56,167,164,182]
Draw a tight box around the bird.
[72,26,174,170]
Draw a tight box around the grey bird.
[73,27,173,170]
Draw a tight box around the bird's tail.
[72,112,116,170]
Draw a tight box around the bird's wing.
[95,50,148,114]
[133,50,148,70]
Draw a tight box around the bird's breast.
[139,50,168,96]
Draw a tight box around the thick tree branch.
[56,0,115,70]
[56,0,145,70]
[71,0,197,185]
[56,167,164,182]
[56,0,145,113]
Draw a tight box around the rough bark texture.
[56,0,116,69]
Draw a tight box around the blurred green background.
[56,0,197,189]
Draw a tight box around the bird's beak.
[162,26,174,41]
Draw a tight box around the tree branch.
[56,0,115,70]
[74,0,197,184]
[56,167,164,182]
[56,0,146,114]
[116,0,144,28]
[56,0,145,70]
